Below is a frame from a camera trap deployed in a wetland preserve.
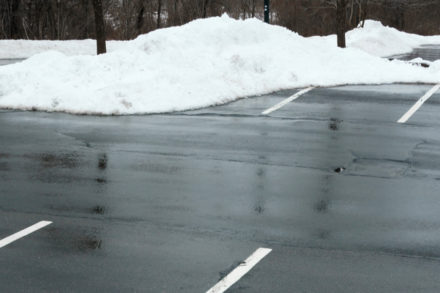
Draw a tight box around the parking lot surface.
[1,81,440,292]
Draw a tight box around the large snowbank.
[2,20,440,59]
[1,16,440,115]
[314,20,440,57]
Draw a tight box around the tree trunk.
[136,4,145,34]
[10,0,21,39]
[202,0,209,18]
[173,0,179,25]
[348,0,354,27]
[336,0,346,48]
[360,0,368,27]
[91,0,106,54]
[157,0,162,29]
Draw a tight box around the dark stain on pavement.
[44,226,103,253]
[314,199,329,213]
[96,177,107,183]
[77,237,102,251]
[316,229,331,240]
[0,153,10,158]
[98,153,108,170]
[329,118,342,131]
[0,162,9,171]
[254,205,265,214]
[29,152,80,169]
[92,205,105,215]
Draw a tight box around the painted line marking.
[0,221,52,248]
[206,247,272,293]
[262,87,314,115]
[398,83,440,123]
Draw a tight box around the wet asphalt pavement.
[390,44,440,61]
[0,58,24,66]
[1,56,440,292]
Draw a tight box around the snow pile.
[2,20,439,59]
[347,21,440,57]
[1,16,440,115]
[312,20,440,57]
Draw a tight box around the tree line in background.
[1,0,439,41]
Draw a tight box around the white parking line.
[397,83,440,123]
[206,247,272,293]
[262,87,314,115]
[0,221,52,248]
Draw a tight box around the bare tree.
[336,0,346,48]
[325,0,347,47]
[135,2,145,35]
[0,0,21,39]
[2,0,440,41]
[347,0,368,28]
[202,0,210,18]
[357,0,368,27]
[91,0,106,54]
[157,0,162,28]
